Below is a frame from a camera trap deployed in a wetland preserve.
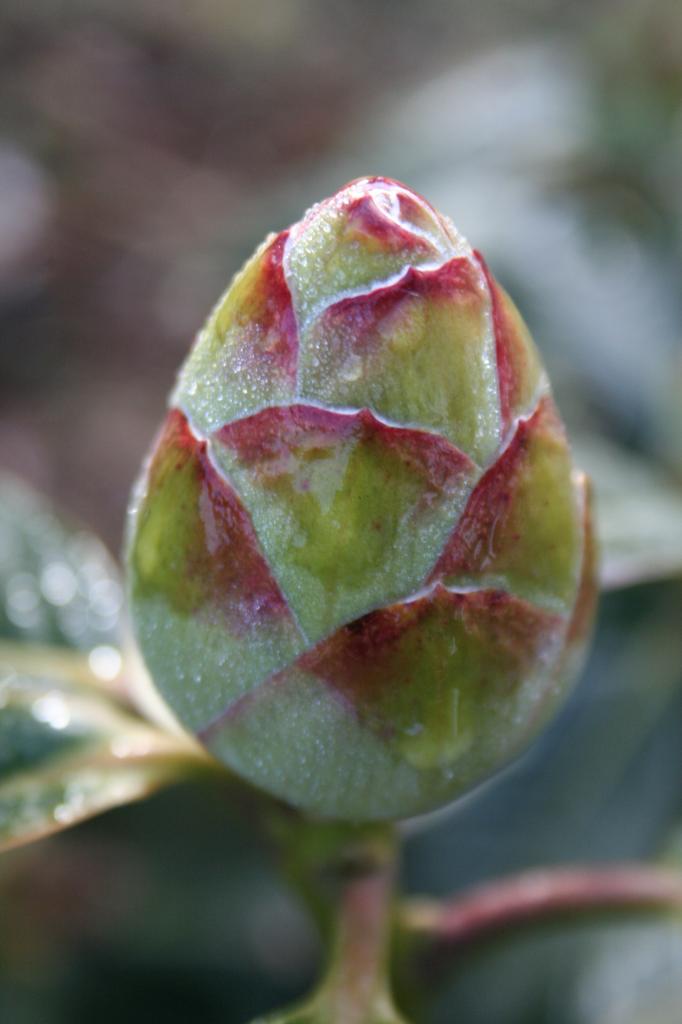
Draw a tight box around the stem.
[397,863,682,989]
[261,822,408,1022]
[321,831,399,1022]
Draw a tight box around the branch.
[398,864,682,980]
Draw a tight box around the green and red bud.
[127,177,597,821]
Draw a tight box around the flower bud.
[127,177,597,821]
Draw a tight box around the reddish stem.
[401,864,682,957]
[324,854,398,1021]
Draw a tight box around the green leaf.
[0,472,123,650]
[0,665,208,853]
[575,438,682,589]
[0,474,209,852]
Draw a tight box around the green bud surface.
[127,177,597,821]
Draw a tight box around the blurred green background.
[1,1,681,1021]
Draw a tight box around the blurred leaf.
[0,468,191,726]
[0,473,123,650]
[575,438,682,589]
[418,916,682,1024]
[0,665,208,853]
[0,474,211,852]
[563,918,682,1024]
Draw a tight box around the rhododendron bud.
[127,177,597,821]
